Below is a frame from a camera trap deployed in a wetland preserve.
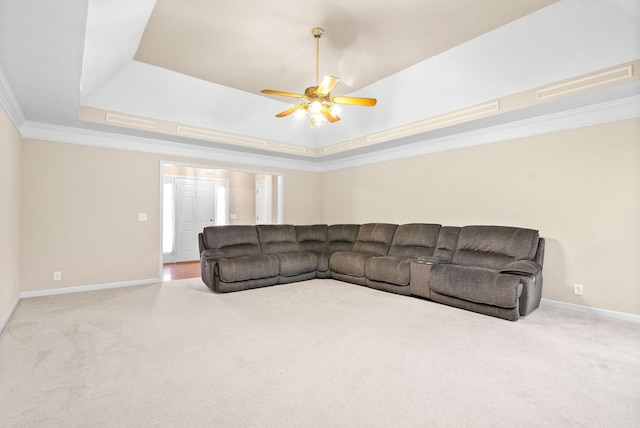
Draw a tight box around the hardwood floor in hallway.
[163,261,201,281]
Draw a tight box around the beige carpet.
[1,279,639,427]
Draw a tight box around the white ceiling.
[0,0,639,168]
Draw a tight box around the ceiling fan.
[261,27,377,128]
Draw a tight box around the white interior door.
[256,180,268,224]
[176,178,215,262]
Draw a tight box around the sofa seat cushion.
[330,252,373,277]
[365,256,411,286]
[429,265,523,309]
[218,255,279,283]
[275,252,318,277]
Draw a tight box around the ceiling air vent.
[105,113,155,129]
[176,126,267,148]
[537,65,634,100]
[367,101,500,145]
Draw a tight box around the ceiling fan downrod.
[311,27,324,86]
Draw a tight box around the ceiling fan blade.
[316,75,340,96]
[322,104,340,123]
[331,96,377,106]
[275,103,307,118]
[261,89,306,99]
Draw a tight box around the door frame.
[158,160,284,281]
[255,179,268,224]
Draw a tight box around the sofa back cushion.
[387,223,441,259]
[257,224,299,254]
[327,224,361,253]
[452,226,540,270]
[352,223,398,256]
[432,226,461,261]
[295,224,328,253]
[202,225,262,257]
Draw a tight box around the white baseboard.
[541,298,640,324]
[0,296,21,335]
[1,279,160,335]
[20,278,160,299]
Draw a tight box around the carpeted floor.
[1,278,639,427]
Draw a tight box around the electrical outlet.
[53,271,62,281]
[574,283,584,296]
[138,213,148,222]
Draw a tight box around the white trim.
[277,175,284,224]
[0,65,26,129]
[0,297,21,335]
[19,121,324,173]
[20,278,159,299]
[541,298,640,324]
[320,94,640,172]
[159,163,168,276]
[13,94,639,173]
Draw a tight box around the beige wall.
[322,118,640,315]
[20,140,161,291]
[0,106,21,323]
[8,115,640,317]
[231,171,258,224]
[20,140,322,292]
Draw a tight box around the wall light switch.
[138,213,148,221]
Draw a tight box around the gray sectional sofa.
[199,223,545,321]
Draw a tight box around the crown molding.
[0,65,25,129]
[320,94,640,172]
[14,94,640,174]
[19,121,325,173]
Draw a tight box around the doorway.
[160,162,283,279]
[173,177,228,262]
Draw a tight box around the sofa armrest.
[500,260,542,276]
[198,233,205,254]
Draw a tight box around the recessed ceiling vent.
[537,65,634,100]
[105,113,156,129]
[368,102,500,144]
[176,126,267,148]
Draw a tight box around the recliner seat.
[428,226,544,321]
[329,223,398,286]
[364,223,441,295]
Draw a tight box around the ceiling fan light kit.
[261,27,376,128]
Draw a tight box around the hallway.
[162,261,200,281]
